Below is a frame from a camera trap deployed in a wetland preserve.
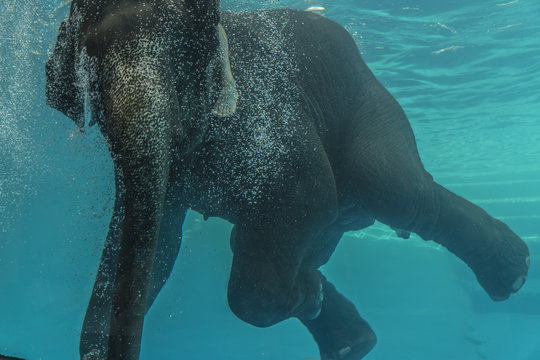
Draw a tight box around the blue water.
[1,0,539,359]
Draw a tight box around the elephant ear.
[46,18,85,129]
[183,0,238,115]
[184,0,221,30]
[208,24,239,117]
[183,0,221,64]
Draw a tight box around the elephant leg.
[226,121,340,328]
[227,225,326,328]
[300,228,376,360]
[229,223,376,359]
[79,175,186,360]
[341,79,529,301]
[425,183,529,300]
[146,184,186,311]
[301,275,376,360]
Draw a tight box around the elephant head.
[46,0,236,359]
[46,0,238,130]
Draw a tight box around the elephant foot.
[430,184,530,302]
[82,349,103,360]
[391,226,410,239]
[321,337,377,360]
[301,275,376,360]
[471,218,530,301]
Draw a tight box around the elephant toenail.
[512,275,526,292]
[525,256,530,268]
[339,346,352,359]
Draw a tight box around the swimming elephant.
[45,1,530,359]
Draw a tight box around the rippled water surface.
[1,0,539,359]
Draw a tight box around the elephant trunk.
[98,39,179,360]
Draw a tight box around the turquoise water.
[1,0,539,359]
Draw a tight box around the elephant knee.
[357,170,438,235]
[227,284,289,328]
[227,268,323,328]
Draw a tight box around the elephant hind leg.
[426,183,529,301]
[341,89,529,300]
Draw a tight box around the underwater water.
[1,0,539,359]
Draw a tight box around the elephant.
[45,0,530,359]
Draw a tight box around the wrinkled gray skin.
[45,1,530,359]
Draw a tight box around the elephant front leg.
[227,225,326,328]
[299,228,377,360]
[99,45,178,360]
